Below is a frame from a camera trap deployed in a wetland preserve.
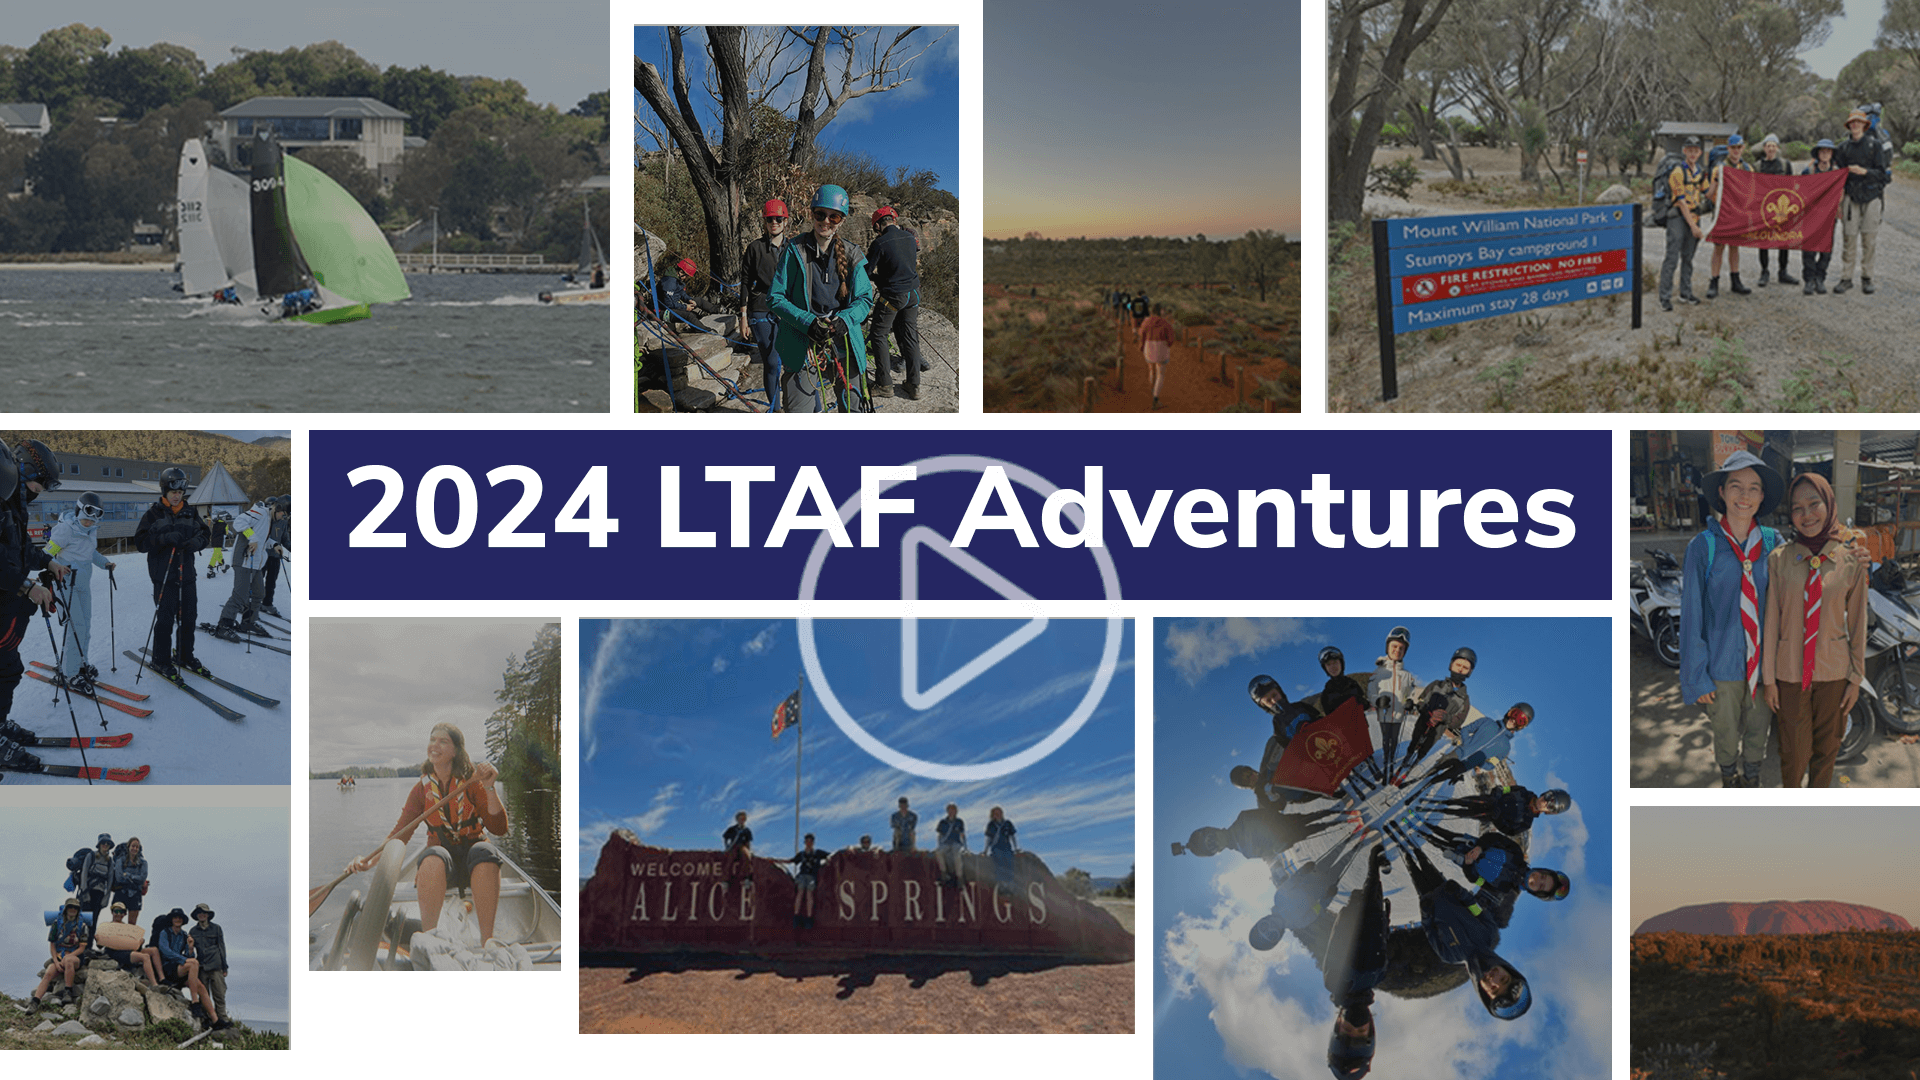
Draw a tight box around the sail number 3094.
[347,465,618,548]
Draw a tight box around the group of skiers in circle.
[1171,626,1577,1077]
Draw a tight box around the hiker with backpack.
[1679,449,1785,788]
[1833,108,1893,295]
[1800,140,1842,294]
[1656,137,1712,311]
[1752,135,1799,288]
[768,184,877,412]
[1705,134,1755,298]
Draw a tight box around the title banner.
[309,430,1610,601]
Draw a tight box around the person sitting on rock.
[188,903,230,1030]
[20,896,92,1011]
[102,900,161,987]
[153,907,218,1028]
[658,259,724,327]
[723,811,754,883]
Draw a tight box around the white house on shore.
[214,96,410,186]
[0,103,51,138]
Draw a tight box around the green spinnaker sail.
[283,153,411,305]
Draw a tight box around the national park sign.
[580,831,1133,962]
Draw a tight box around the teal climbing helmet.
[812,184,850,215]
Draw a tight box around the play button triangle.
[899,525,1048,710]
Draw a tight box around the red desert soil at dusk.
[1635,899,1914,935]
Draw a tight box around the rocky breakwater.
[1635,899,1915,935]
[7,955,198,1044]
[581,830,1133,962]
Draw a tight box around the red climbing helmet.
[872,206,897,226]
[675,259,698,278]
[763,199,789,219]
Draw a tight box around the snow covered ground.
[6,547,291,785]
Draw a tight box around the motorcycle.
[1847,559,1920,759]
[1630,549,1683,668]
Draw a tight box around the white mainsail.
[175,138,257,298]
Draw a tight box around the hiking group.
[641,185,929,412]
[18,832,234,1031]
[1171,628,1576,1077]
[1655,108,1893,311]
[1678,450,1870,788]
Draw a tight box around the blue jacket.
[1453,714,1513,770]
[1266,860,1343,930]
[1680,519,1779,704]
[1420,879,1502,966]
[864,225,921,295]
[45,509,109,572]
[768,233,874,376]
[156,925,194,964]
[936,815,966,847]
[111,850,148,894]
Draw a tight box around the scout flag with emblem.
[1707,168,1847,251]
[772,687,801,739]
[1271,696,1374,797]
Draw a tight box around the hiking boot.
[1730,274,1751,295]
[1815,275,1828,295]
[1778,269,1798,286]
[1803,277,1816,295]
[1720,764,1741,789]
[0,738,39,771]
[1757,268,1769,287]
[1834,279,1853,294]
[1679,292,1701,305]
[1744,762,1763,788]
[1660,297,1674,311]
[1862,277,1875,294]
[872,383,893,398]
[1706,276,1720,298]
[898,385,919,401]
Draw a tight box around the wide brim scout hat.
[1704,448,1783,517]
[1847,110,1870,128]
[192,903,214,919]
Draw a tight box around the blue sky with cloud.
[1154,617,1611,1080]
[580,618,1134,883]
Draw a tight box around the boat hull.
[538,288,610,305]
[311,845,560,971]
[295,303,371,325]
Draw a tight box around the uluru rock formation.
[1635,900,1914,935]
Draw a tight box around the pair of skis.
[197,623,290,656]
[125,650,280,721]
[26,662,154,718]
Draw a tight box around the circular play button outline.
[797,454,1125,781]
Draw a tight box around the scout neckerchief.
[1719,515,1764,697]
[424,771,485,848]
[1799,543,1831,691]
[1789,475,1840,691]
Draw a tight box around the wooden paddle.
[308,775,483,915]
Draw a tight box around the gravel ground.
[660,311,959,414]
[1335,148,1920,412]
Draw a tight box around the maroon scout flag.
[1272,697,1374,797]
[772,687,801,739]
[1707,168,1846,251]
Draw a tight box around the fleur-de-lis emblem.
[1764,193,1802,226]
[1309,733,1341,763]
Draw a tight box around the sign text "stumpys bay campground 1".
[1370,205,1642,400]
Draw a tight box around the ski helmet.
[1504,702,1535,730]
[1538,789,1572,814]
[74,492,105,520]
[1182,827,1228,857]
[812,184,850,215]
[0,442,17,504]
[1526,868,1571,901]
[1450,646,1478,672]
[1468,953,1532,1020]
[1248,914,1285,951]
[14,439,62,500]
[763,198,789,219]
[1325,1004,1376,1078]
[1384,625,1410,658]
[872,205,897,226]
[159,467,190,493]
[1318,645,1345,671]
[1248,674,1286,714]
[214,510,233,523]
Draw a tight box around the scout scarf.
[1789,474,1839,690]
[423,772,485,848]
[1720,516,1763,697]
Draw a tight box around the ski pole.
[35,581,92,783]
[135,552,179,685]
[106,565,116,673]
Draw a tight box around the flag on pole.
[772,688,801,739]
[1706,168,1847,251]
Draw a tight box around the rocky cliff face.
[1636,900,1914,935]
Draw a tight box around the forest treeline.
[1,429,290,499]
[0,26,609,253]
[986,233,1300,303]
[486,623,561,896]
[1330,0,1920,219]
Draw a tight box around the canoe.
[309,839,561,971]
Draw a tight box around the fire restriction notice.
[1371,205,1641,400]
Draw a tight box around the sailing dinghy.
[537,202,610,304]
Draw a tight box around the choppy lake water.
[0,268,608,412]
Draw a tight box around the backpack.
[1707,144,1730,171]
[1648,152,1684,225]
[1129,297,1149,318]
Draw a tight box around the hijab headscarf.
[1788,473,1838,553]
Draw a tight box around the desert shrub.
[1367,158,1421,200]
